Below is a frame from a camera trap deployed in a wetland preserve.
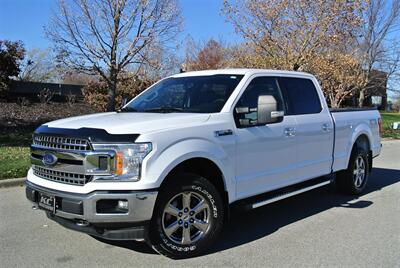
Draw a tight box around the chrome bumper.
[25,181,158,223]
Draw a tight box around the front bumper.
[26,181,158,240]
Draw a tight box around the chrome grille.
[33,134,91,151]
[32,165,92,186]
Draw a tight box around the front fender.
[142,138,235,202]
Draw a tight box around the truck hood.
[45,112,211,134]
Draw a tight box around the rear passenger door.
[278,77,334,181]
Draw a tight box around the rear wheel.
[147,173,224,259]
[336,148,369,195]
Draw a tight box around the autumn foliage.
[83,76,154,112]
[185,39,227,71]
[222,0,399,108]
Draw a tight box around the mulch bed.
[0,102,96,128]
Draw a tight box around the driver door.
[234,76,298,200]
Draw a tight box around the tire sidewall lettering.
[159,184,219,253]
[191,185,218,218]
[161,235,196,252]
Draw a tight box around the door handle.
[322,123,332,132]
[284,127,296,137]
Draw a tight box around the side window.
[235,76,284,125]
[279,77,322,115]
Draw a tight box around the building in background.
[342,70,388,109]
[7,80,83,102]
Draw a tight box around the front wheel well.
[160,157,229,220]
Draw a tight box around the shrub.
[66,91,77,107]
[16,96,30,107]
[0,80,8,98]
[83,81,109,111]
[83,76,154,112]
[38,88,54,104]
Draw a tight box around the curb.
[0,177,26,188]
[382,138,400,142]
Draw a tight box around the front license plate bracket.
[38,193,56,213]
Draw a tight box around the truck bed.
[330,108,381,173]
[330,107,377,113]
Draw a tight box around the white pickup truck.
[26,69,382,258]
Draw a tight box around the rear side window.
[279,77,322,115]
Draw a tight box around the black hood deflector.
[34,125,140,143]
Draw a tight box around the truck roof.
[171,68,315,78]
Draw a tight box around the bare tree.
[19,48,58,82]
[47,0,182,111]
[357,0,400,107]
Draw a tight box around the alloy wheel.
[353,156,366,188]
[162,191,211,245]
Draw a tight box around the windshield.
[122,74,244,113]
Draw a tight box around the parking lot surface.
[1,141,399,267]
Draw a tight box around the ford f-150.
[26,69,382,258]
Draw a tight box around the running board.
[251,180,331,209]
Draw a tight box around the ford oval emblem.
[42,153,58,166]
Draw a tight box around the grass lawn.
[0,146,30,179]
[380,112,400,139]
[0,128,33,180]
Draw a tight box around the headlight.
[92,143,152,181]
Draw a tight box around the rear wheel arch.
[354,134,371,152]
[336,147,370,195]
[353,134,372,172]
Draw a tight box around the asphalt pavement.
[1,141,399,267]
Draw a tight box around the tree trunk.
[358,89,365,108]
[106,67,118,111]
[329,95,339,108]
[106,82,116,112]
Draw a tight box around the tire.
[336,147,369,195]
[147,173,224,259]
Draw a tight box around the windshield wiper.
[118,107,139,113]
[143,107,184,113]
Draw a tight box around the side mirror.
[235,95,284,127]
[257,95,284,125]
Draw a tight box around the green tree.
[0,40,25,94]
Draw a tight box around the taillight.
[378,117,382,136]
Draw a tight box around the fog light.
[118,200,129,211]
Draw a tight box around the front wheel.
[147,173,224,259]
[336,148,370,195]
